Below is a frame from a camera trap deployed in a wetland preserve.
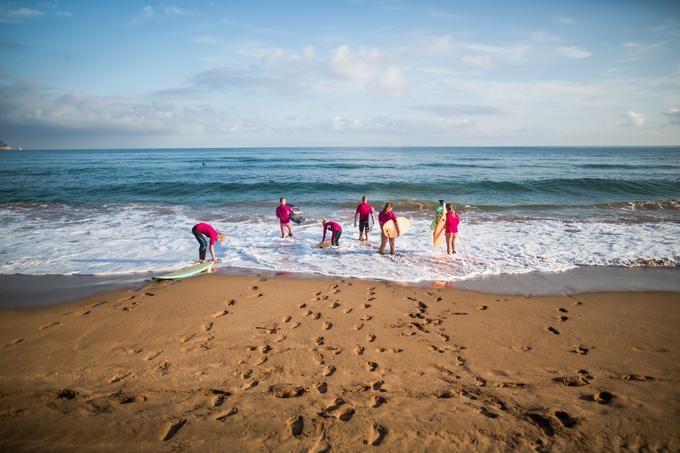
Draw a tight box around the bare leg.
[452,233,457,253]
[389,238,395,256]
[379,233,387,254]
[446,233,452,255]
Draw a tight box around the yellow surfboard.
[382,217,411,239]
[433,215,446,248]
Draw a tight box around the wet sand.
[0,274,678,451]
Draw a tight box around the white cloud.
[303,46,316,60]
[620,111,646,127]
[462,55,493,68]
[663,107,680,125]
[0,7,43,23]
[264,48,285,64]
[378,66,406,96]
[165,6,194,16]
[556,46,591,59]
[554,16,576,25]
[461,43,532,63]
[421,34,457,55]
[329,44,380,80]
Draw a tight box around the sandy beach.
[1,274,678,451]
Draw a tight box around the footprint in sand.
[271,384,305,399]
[559,316,569,322]
[321,365,336,377]
[367,334,376,342]
[371,380,383,391]
[242,379,259,390]
[312,312,321,320]
[328,302,339,309]
[354,323,364,331]
[478,407,498,419]
[526,413,554,436]
[180,333,196,343]
[3,338,23,347]
[259,344,272,354]
[323,321,333,330]
[108,371,132,384]
[366,361,378,372]
[478,305,488,311]
[594,391,613,404]
[335,406,355,421]
[366,423,386,446]
[283,315,291,323]
[288,415,304,437]
[202,389,230,407]
[554,410,577,427]
[354,345,365,356]
[298,303,307,309]
[558,307,568,313]
[161,418,186,441]
[388,347,403,353]
[315,382,328,394]
[215,406,238,421]
[292,321,301,329]
[254,356,267,366]
[212,309,229,318]
[370,395,386,408]
[47,388,77,400]
[314,336,325,346]
[39,321,60,330]
[227,299,236,306]
[275,335,287,343]
[157,361,171,375]
[362,303,371,309]
[440,333,449,342]
[304,310,313,317]
[204,322,213,332]
[241,369,253,379]
[546,326,560,335]
[361,315,373,321]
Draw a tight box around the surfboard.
[382,217,411,239]
[154,261,213,280]
[433,215,446,248]
[315,240,333,249]
[286,203,305,224]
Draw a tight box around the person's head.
[321,217,327,225]
[279,197,286,205]
[362,195,367,203]
[382,201,393,213]
[439,199,445,206]
[446,203,455,212]
[217,232,226,242]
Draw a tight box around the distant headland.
[0,140,15,151]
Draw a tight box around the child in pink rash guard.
[276,197,301,238]
[378,201,399,256]
[444,203,460,255]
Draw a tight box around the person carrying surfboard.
[354,195,375,242]
[430,199,445,231]
[191,223,225,262]
[378,202,400,256]
[445,203,460,255]
[321,218,343,247]
[276,197,302,238]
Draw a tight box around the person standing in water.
[321,218,343,246]
[430,199,445,231]
[276,197,302,238]
[378,201,400,256]
[191,223,225,262]
[445,203,460,255]
[354,195,375,242]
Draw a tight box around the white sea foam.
[0,204,678,281]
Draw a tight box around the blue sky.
[1,0,679,148]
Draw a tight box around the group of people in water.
[191,195,460,262]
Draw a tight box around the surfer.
[445,203,460,255]
[354,195,375,242]
[276,197,302,238]
[191,223,225,262]
[378,202,400,256]
[321,218,343,246]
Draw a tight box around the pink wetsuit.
[322,221,342,242]
[276,205,294,224]
[445,212,459,234]
[355,203,374,220]
[195,223,218,245]
[378,210,397,227]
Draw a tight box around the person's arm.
[354,211,358,227]
[321,225,328,242]
[393,214,400,236]
[370,211,376,227]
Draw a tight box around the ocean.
[1,147,679,282]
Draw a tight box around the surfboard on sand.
[433,215,446,248]
[154,261,213,280]
[382,217,411,239]
[315,240,333,249]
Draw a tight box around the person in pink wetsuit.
[378,201,400,256]
[276,197,302,238]
[321,218,343,246]
[444,203,460,255]
[191,223,225,262]
[354,195,376,242]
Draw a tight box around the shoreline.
[0,273,678,451]
[1,265,679,309]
